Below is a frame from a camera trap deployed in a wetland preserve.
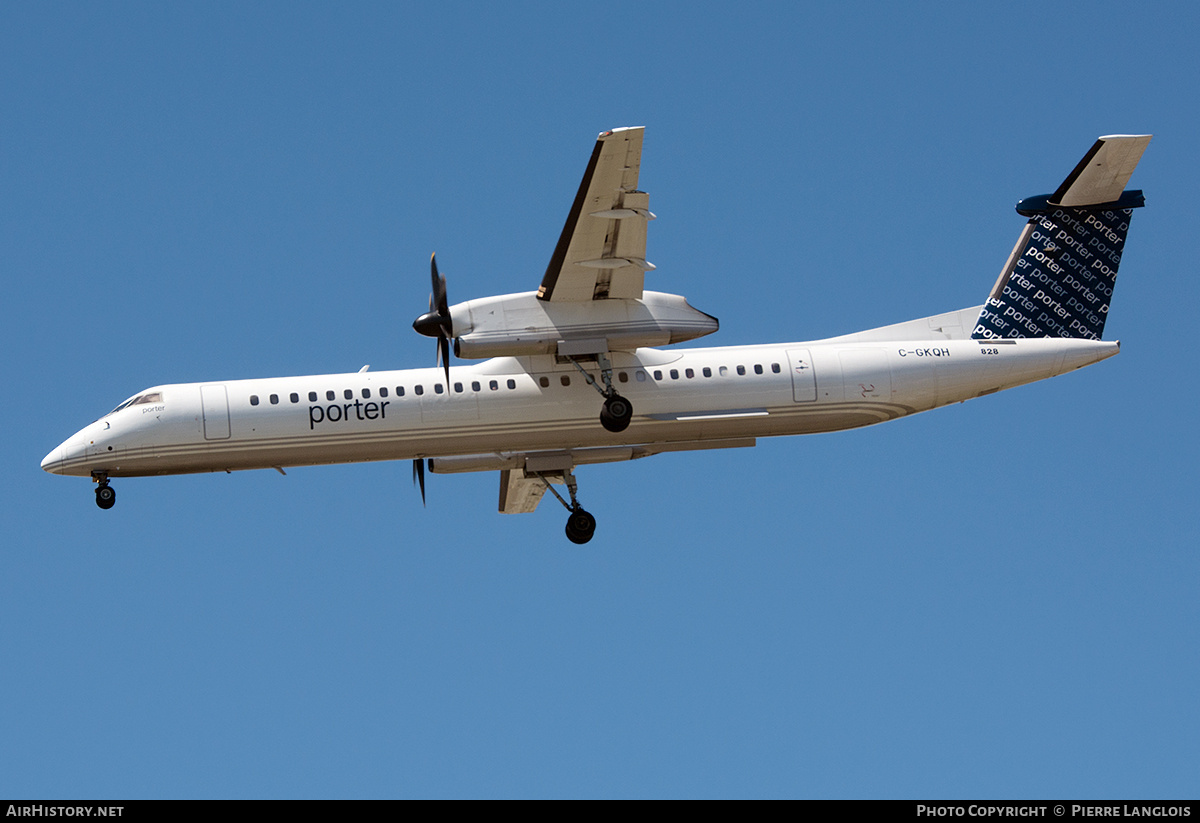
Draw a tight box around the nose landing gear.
[92,472,116,510]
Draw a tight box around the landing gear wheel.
[95,484,116,510]
[599,394,632,433]
[565,508,596,544]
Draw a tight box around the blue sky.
[3,2,1198,798]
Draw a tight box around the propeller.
[412,253,453,384]
[412,458,426,506]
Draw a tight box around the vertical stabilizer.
[972,135,1149,340]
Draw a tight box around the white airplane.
[42,128,1150,543]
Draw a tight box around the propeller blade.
[431,253,448,317]
[413,253,455,378]
[412,458,426,506]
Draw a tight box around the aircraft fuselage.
[42,335,1118,479]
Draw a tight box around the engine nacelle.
[450,291,718,359]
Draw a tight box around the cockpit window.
[107,395,139,416]
[106,391,163,416]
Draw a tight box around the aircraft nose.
[41,445,64,475]
[42,427,91,476]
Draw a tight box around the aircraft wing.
[499,468,548,514]
[537,127,655,303]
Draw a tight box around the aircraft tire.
[565,508,596,544]
[600,395,632,433]
[95,485,116,510]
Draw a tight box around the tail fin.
[972,134,1150,340]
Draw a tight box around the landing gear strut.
[532,466,597,544]
[93,472,116,510]
[566,352,633,433]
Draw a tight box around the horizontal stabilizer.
[1051,135,1152,208]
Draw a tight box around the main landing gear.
[531,466,597,544]
[600,394,632,433]
[565,507,597,545]
[566,351,633,433]
[93,472,116,510]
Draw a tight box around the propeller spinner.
[412,253,453,383]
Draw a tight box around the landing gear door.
[200,384,231,440]
[787,348,817,402]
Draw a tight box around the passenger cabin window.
[309,391,318,402]
[362,388,371,399]
[454,382,463,393]
[754,364,764,375]
[489,380,498,391]
[344,389,353,400]
[618,371,629,383]
[290,393,299,403]
[653,370,663,380]
[772,363,781,373]
[507,379,517,390]
[539,376,550,388]
[472,381,481,392]
[380,387,388,398]
[685,368,694,378]
[415,385,424,396]
[636,371,646,382]
[670,369,679,379]
[737,365,746,376]
[250,395,259,406]
[396,386,406,397]
[326,390,336,401]
[269,394,279,405]
[560,375,570,386]
[702,367,712,378]
[434,384,444,394]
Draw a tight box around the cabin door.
[200,384,231,440]
[787,349,817,402]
